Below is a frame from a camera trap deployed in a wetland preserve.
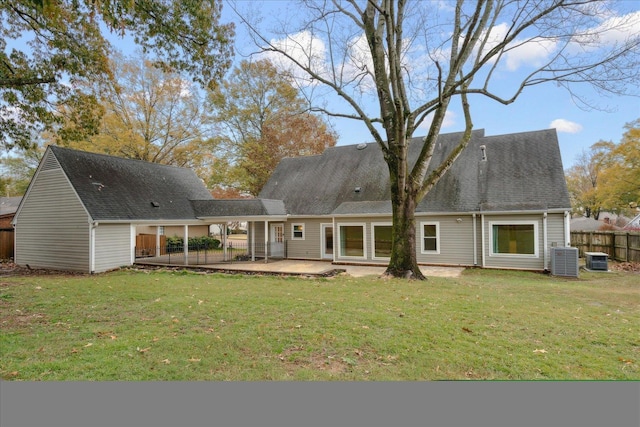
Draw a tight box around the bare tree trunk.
[384,153,426,280]
[385,195,425,280]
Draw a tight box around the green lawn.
[1,267,638,380]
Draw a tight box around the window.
[490,221,538,256]
[158,226,165,235]
[292,223,305,240]
[420,222,440,254]
[372,223,392,259]
[338,224,366,258]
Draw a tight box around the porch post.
[156,226,161,257]
[222,223,228,261]
[184,225,189,266]
[264,221,269,263]
[251,221,255,261]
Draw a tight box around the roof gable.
[48,146,213,221]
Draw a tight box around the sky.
[222,0,640,170]
[2,0,638,172]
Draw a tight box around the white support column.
[251,221,256,261]
[264,221,269,263]
[156,226,161,257]
[481,214,486,268]
[183,225,189,266]
[223,223,228,261]
[543,212,548,270]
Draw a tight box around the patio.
[134,258,465,278]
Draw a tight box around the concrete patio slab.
[136,259,464,278]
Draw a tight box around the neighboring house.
[15,128,572,273]
[13,146,213,273]
[570,212,628,231]
[1,196,22,259]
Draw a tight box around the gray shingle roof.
[191,199,286,217]
[259,129,571,215]
[0,196,22,216]
[49,146,213,221]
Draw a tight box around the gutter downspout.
[543,212,548,271]
[473,213,477,266]
[90,221,98,274]
[564,211,571,247]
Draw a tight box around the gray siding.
[286,218,326,260]
[415,215,476,266]
[94,224,132,273]
[544,213,569,270]
[482,214,545,270]
[15,165,91,272]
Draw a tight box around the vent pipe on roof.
[151,201,160,207]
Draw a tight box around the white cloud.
[505,37,558,71]
[572,10,640,48]
[261,30,328,86]
[418,110,456,131]
[550,119,583,134]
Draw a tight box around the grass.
[1,267,638,380]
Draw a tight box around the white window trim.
[291,223,305,240]
[337,222,367,260]
[489,220,539,258]
[420,221,440,255]
[371,222,392,261]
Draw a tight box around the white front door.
[321,224,334,260]
[270,223,285,258]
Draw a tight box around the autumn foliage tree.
[55,52,217,173]
[595,120,640,214]
[209,59,337,196]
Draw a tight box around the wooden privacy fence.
[0,229,14,260]
[570,231,640,262]
[135,234,167,257]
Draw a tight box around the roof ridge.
[48,145,193,172]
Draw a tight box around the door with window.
[270,223,285,258]
[321,224,334,259]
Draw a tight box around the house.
[1,196,22,259]
[625,213,640,230]
[14,128,572,273]
[243,128,572,271]
[12,146,213,273]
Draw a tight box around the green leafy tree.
[0,145,43,196]
[236,0,640,278]
[209,59,337,195]
[1,0,234,150]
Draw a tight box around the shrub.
[165,236,221,252]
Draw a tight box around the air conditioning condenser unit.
[550,247,579,277]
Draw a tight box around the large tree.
[209,59,337,195]
[233,0,640,279]
[55,52,217,174]
[595,119,640,214]
[565,141,612,219]
[1,0,234,150]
